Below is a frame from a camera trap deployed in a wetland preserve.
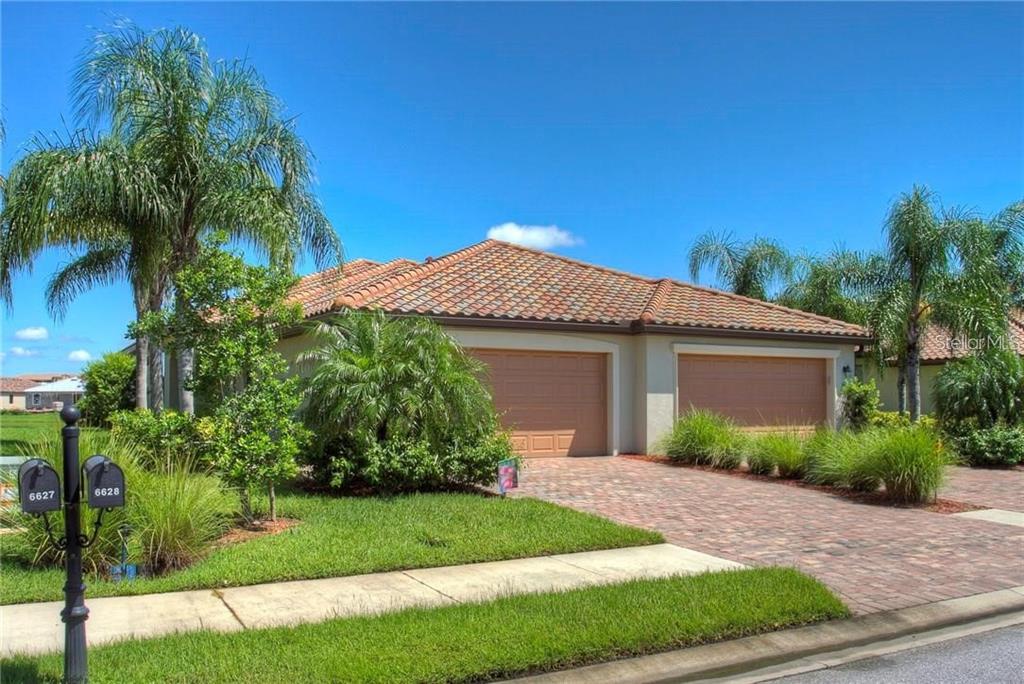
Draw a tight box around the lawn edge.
[515,585,1024,683]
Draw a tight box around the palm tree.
[866,187,1017,421]
[778,249,881,324]
[1,23,341,412]
[687,230,792,300]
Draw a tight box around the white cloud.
[14,326,48,341]
[8,346,40,357]
[67,350,93,362]
[486,223,583,250]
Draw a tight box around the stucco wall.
[639,334,858,453]
[859,362,943,415]
[278,326,857,457]
[4,393,27,411]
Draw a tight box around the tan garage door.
[472,349,608,457]
[677,354,827,427]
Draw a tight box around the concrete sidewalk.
[0,543,741,656]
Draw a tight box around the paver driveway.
[514,458,1024,615]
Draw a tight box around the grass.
[0,412,62,455]
[1,490,662,605]
[1,568,848,683]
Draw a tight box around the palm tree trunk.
[148,342,164,411]
[178,347,195,415]
[135,335,149,410]
[896,364,907,414]
[907,329,922,422]
[268,482,276,522]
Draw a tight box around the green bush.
[1,429,236,576]
[300,312,511,491]
[78,352,136,426]
[840,377,880,430]
[128,468,236,574]
[948,423,1024,467]
[110,409,210,471]
[861,426,951,504]
[750,432,804,478]
[661,410,743,468]
[804,429,879,492]
[935,349,1024,429]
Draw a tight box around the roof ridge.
[663,279,866,333]
[292,258,378,291]
[489,239,662,285]
[640,279,674,323]
[333,240,496,311]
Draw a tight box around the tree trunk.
[178,347,195,415]
[907,327,921,422]
[148,342,164,412]
[240,488,252,523]
[896,364,907,414]
[135,335,149,410]
[268,482,276,522]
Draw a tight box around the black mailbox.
[83,455,125,509]
[18,459,61,514]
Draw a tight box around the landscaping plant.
[751,432,805,478]
[861,425,951,503]
[947,424,1024,468]
[839,377,880,430]
[299,311,511,491]
[109,409,210,472]
[804,429,879,492]
[77,352,136,426]
[661,409,745,468]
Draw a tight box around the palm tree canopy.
[778,249,879,325]
[688,230,792,301]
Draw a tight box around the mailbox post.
[16,405,126,684]
[61,406,88,683]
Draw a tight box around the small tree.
[78,351,137,426]
[136,236,308,520]
[840,377,881,431]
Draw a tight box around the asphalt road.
[776,625,1024,684]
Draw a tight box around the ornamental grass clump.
[751,432,805,478]
[805,429,879,492]
[862,426,951,504]
[661,410,743,468]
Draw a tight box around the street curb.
[513,586,1024,683]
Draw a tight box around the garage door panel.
[678,354,827,428]
[471,349,608,457]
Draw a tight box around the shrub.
[78,352,136,426]
[128,468,236,574]
[110,409,209,471]
[751,432,804,478]
[300,312,507,491]
[840,377,880,430]
[805,429,879,492]
[861,426,951,504]
[935,349,1024,429]
[948,424,1024,467]
[661,410,743,468]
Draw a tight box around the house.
[0,377,37,411]
[282,239,869,457]
[860,309,1024,415]
[23,376,85,411]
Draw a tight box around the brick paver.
[941,467,1024,512]
[514,457,1024,615]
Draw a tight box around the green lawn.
[0,412,62,455]
[1,490,662,605]
[2,568,848,683]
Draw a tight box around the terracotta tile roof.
[291,239,870,339]
[288,258,419,317]
[0,377,37,393]
[918,309,1024,362]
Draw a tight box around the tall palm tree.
[777,249,882,324]
[1,23,341,412]
[688,230,792,301]
[866,187,1016,421]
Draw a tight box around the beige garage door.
[677,354,827,427]
[472,349,608,457]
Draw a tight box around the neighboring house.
[23,376,86,411]
[859,309,1024,415]
[280,239,869,457]
[0,377,36,411]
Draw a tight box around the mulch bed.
[619,454,987,514]
[214,518,300,548]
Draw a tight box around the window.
[7,394,12,404]
[32,393,41,406]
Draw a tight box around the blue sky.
[2,2,1022,374]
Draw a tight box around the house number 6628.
[94,487,120,497]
